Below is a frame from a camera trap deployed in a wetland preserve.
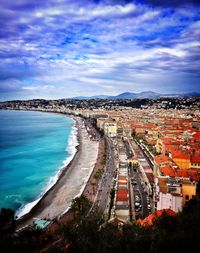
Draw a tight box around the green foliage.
[196,180,200,198]
[70,196,92,221]
[61,198,200,253]
[101,138,107,165]
[108,188,115,219]
[0,226,45,253]
[0,208,15,236]
[1,198,200,253]
[94,169,103,181]
[60,210,104,253]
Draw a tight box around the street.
[124,139,152,219]
[92,137,116,213]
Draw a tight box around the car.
[135,207,141,212]
[131,179,137,185]
[131,180,137,185]
[135,195,140,201]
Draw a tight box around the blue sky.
[0,0,200,100]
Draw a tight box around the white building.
[155,177,183,213]
[157,192,182,212]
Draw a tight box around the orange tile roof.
[191,155,200,163]
[165,144,179,153]
[171,150,190,160]
[176,170,199,181]
[161,165,176,177]
[154,155,171,164]
[193,132,200,141]
[137,209,176,226]
[160,137,183,146]
[160,137,175,143]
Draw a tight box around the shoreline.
[16,112,99,229]
[16,114,78,219]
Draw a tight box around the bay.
[0,110,76,217]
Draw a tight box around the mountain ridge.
[67,91,200,100]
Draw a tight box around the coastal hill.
[68,91,200,100]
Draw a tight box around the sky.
[0,0,200,100]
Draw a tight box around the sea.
[0,110,78,218]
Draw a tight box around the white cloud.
[22,85,54,91]
[0,0,199,99]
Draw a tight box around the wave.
[16,118,79,219]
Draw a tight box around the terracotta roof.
[160,137,175,144]
[192,132,200,141]
[137,209,176,226]
[191,155,200,163]
[171,151,190,160]
[160,138,183,146]
[154,155,171,164]
[161,165,176,177]
[176,170,199,181]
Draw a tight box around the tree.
[0,208,15,236]
[70,196,92,220]
[196,180,200,198]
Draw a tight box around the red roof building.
[137,209,176,226]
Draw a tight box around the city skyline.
[0,0,200,100]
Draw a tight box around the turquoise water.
[0,110,76,217]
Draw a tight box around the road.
[84,119,101,141]
[132,166,149,219]
[92,137,116,213]
[124,139,150,219]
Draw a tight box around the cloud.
[22,85,54,91]
[138,0,200,7]
[0,0,199,99]
[0,81,22,93]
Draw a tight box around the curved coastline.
[15,115,78,219]
[16,113,99,229]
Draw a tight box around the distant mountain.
[160,92,200,98]
[69,95,108,100]
[134,91,161,98]
[67,91,200,100]
[109,91,161,99]
[107,92,136,99]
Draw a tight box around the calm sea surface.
[0,110,76,216]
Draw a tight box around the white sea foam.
[16,118,78,219]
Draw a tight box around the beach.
[17,116,99,228]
